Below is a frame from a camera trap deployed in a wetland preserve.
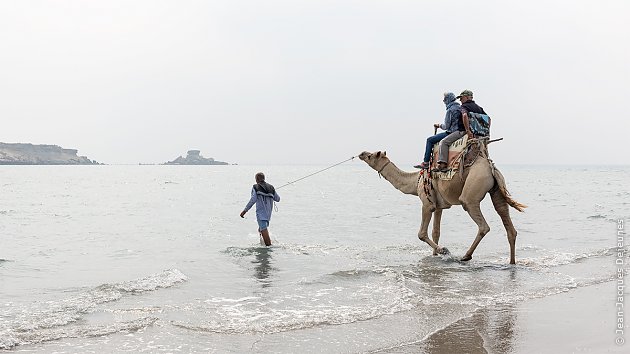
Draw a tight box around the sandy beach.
[385,280,627,353]
[510,280,625,353]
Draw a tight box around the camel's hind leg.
[418,205,444,254]
[431,209,443,255]
[491,188,518,264]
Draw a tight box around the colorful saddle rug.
[427,135,469,180]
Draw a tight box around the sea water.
[0,164,628,352]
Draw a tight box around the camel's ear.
[376,151,381,158]
[383,151,387,157]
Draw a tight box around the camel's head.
[358,151,389,171]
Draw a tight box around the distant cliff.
[0,143,100,165]
[164,150,228,165]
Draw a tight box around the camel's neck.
[378,160,419,196]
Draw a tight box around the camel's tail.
[491,164,527,212]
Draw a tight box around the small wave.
[407,272,586,313]
[105,306,163,315]
[11,269,186,332]
[277,243,352,255]
[173,272,415,335]
[397,258,517,281]
[518,244,544,251]
[0,332,18,351]
[587,214,606,219]
[472,246,616,270]
[224,243,356,258]
[576,276,617,288]
[516,247,615,269]
[226,243,428,261]
[0,317,157,350]
[0,269,186,349]
[223,246,273,258]
[330,269,377,278]
[383,244,425,255]
[110,268,188,293]
[204,296,260,304]
[173,290,414,335]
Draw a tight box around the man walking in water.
[240,172,280,246]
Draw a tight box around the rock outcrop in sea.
[0,143,100,165]
[164,150,228,165]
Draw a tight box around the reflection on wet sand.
[418,303,517,354]
[394,259,518,353]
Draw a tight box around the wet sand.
[387,281,627,353]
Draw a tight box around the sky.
[1,0,628,165]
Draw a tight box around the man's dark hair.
[255,172,265,183]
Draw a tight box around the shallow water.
[0,164,628,352]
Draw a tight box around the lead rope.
[275,156,356,190]
[272,156,356,213]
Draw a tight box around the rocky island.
[164,150,228,165]
[0,143,100,165]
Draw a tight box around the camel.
[359,142,526,264]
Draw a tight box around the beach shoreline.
[386,280,626,353]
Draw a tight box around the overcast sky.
[1,0,628,165]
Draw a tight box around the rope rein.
[275,156,356,190]
[377,161,391,178]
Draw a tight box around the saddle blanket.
[429,135,468,180]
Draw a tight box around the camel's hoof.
[438,247,450,255]
[460,255,472,262]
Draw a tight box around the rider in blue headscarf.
[414,92,463,170]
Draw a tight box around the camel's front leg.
[431,209,443,255]
[459,161,494,262]
[418,205,445,254]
